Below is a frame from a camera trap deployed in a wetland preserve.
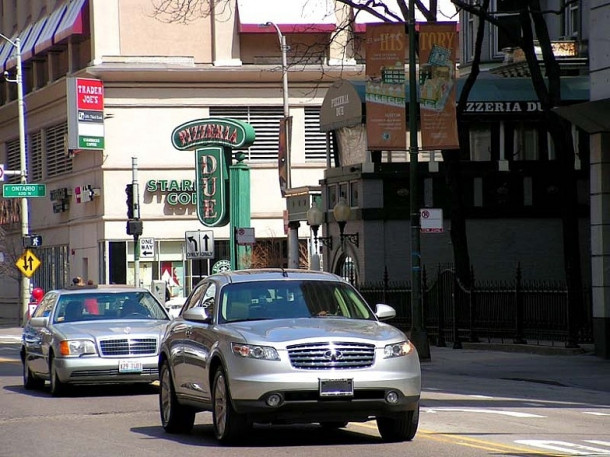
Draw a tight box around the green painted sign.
[196,147,229,227]
[3,183,46,198]
[171,118,256,151]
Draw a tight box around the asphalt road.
[1,339,609,457]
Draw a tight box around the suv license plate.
[119,360,143,374]
[319,378,354,397]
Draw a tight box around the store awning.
[554,99,610,134]
[2,25,33,71]
[237,0,335,33]
[53,0,88,44]
[0,38,16,73]
[34,2,68,54]
[456,75,589,102]
[19,18,48,62]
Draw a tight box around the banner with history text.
[419,22,459,150]
[365,23,407,151]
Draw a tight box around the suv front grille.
[288,342,375,369]
[99,338,157,356]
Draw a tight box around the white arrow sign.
[139,237,155,258]
[185,230,214,259]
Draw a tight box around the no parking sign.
[420,208,443,233]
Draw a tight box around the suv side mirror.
[182,307,212,323]
[375,304,396,321]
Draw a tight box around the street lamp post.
[0,34,30,324]
[265,21,299,268]
[407,0,430,360]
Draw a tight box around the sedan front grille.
[99,338,157,356]
[288,342,375,369]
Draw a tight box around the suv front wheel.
[212,367,249,443]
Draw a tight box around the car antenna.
[281,267,288,277]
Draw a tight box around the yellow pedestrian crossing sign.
[16,249,41,278]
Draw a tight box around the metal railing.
[357,264,593,347]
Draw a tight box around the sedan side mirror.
[182,307,213,323]
[29,316,49,328]
[375,304,396,321]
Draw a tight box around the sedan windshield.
[53,292,169,323]
[219,280,375,323]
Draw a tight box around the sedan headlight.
[384,341,413,358]
[59,339,97,356]
[231,343,279,361]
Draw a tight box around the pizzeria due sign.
[170,118,255,227]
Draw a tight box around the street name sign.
[3,184,46,198]
[185,230,214,259]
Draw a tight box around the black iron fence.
[357,265,593,347]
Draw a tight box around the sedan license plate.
[118,360,143,374]
[319,378,353,397]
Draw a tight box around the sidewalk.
[424,344,610,394]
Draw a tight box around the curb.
[459,341,588,356]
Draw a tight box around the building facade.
[0,0,367,319]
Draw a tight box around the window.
[304,107,333,161]
[209,106,283,161]
[491,0,523,57]
[45,122,72,178]
[469,125,492,161]
[5,138,20,183]
[465,8,476,62]
[29,131,43,182]
[563,0,579,38]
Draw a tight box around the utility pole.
[408,0,430,360]
[0,34,30,323]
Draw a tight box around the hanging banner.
[278,116,292,197]
[365,23,407,151]
[418,22,459,150]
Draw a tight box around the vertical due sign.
[67,77,105,151]
[418,22,459,150]
[365,23,407,151]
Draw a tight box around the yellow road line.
[353,423,568,456]
[0,357,20,364]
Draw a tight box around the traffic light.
[125,184,134,219]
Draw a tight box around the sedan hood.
[227,318,406,344]
[54,320,169,340]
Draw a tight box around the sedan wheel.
[376,403,419,442]
[212,367,248,443]
[159,360,195,433]
[49,356,66,397]
[23,359,44,390]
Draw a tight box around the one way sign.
[185,230,214,259]
[139,237,155,259]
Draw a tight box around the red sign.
[76,78,104,111]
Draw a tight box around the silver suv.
[158,269,421,443]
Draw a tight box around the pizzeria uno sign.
[170,118,255,227]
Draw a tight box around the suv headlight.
[232,343,279,361]
[384,341,413,358]
[59,339,97,356]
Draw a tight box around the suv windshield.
[219,280,375,323]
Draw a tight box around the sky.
[237,0,459,25]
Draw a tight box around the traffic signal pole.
[125,157,142,287]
